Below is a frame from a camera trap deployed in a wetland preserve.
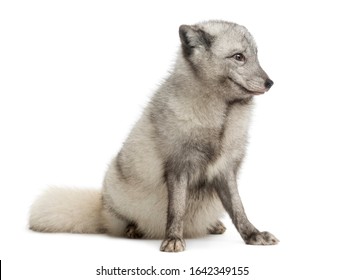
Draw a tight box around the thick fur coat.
[30,20,278,252]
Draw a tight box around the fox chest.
[205,101,252,179]
[161,99,253,186]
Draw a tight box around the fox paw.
[160,237,186,252]
[125,223,143,239]
[245,231,279,245]
[208,220,226,234]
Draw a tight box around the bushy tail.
[29,187,104,233]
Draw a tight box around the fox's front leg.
[160,175,187,252]
[213,173,279,245]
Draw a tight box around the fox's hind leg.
[125,223,144,239]
[208,220,226,234]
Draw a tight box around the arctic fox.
[30,20,278,252]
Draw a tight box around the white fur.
[30,187,103,233]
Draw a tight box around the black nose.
[264,79,274,90]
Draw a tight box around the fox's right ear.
[179,25,213,56]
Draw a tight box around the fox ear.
[179,25,213,56]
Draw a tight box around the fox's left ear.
[179,25,213,56]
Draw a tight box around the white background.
[1,0,342,279]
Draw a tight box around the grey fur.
[29,20,279,252]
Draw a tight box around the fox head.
[179,20,273,98]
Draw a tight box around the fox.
[30,20,279,252]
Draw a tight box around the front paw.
[160,237,186,252]
[245,231,279,245]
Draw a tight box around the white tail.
[29,187,104,233]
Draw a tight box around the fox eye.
[233,53,245,62]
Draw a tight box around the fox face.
[179,21,273,98]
